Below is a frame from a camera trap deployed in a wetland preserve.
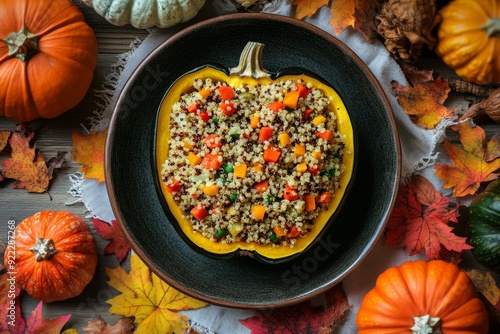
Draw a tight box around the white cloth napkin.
[68,0,444,332]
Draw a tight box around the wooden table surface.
[1,1,499,332]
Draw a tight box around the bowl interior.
[106,13,400,308]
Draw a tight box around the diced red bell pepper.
[219,102,236,116]
[253,180,269,193]
[317,191,331,204]
[307,164,321,175]
[258,126,273,141]
[283,184,299,201]
[296,84,311,99]
[316,130,334,143]
[289,225,300,237]
[187,103,199,113]
[199,111,211,122]
[166,179,181,194]
[190,204,208,221]
[203,134,222,149]
[303,108,314,120]
[268,101,286,113]
[263,146,281,163]
[218,86,235,100]
[202,153,221,170]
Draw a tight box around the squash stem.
[410,315,442,334]
[483,18,500,37]
[2,27,39,62]
[30,238,58,261]
[229,41,271,79]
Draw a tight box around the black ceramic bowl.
[106,13,400,308]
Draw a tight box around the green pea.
[224,164,234,173]
[269,232,278,243]
[231,133,240,140]
[266,195,275,204]
[211,117,219,124]
[230,193,238,202]
[215,229,228,239]
[320,169,336,178]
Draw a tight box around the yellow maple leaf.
[71,128,107,182]
[290,0,329,20]
[330,0,355,35]
[105,254,208,334]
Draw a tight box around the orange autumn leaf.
[486,134,500,162]
[0,274,25,332]
[391,74,456,129]
[71,128,107,182]
[82,316,135,334]
[386,174,472,260]
[25,301,71,334]
[435,122,500,197]
[105,254,208,334]
[0,130,10,152]
[353,0,382,41]
[290,0,328,20]
[466,269,500,308]
[1,130,64,193]
[330,0,355,35]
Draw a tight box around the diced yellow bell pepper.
[250,115,260,128]
[183,139,195,150]
[294,144,305,157]
[198,88,211,99]
[202,184,219,196]
[233,163,247,178]
[252,164,264,173]
[251,205,266,220]
[228,222,243,236]
[273,225,287,237]
[312,150,322,161]
[283,91,300,109]
[187,152,202,165]
[279,133,290,147]
[296,162,307,173]
[312,115,326,126]
[227,206,236,216]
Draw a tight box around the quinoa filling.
[161,77,347,248]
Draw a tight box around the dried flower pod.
[376,0,439,63]
[460,88,500,123]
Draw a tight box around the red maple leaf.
[239,283,350,334]
[385,174,472,259]
[92,218,131,262]
[25,302,71,334]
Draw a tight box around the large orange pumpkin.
[0,0,98,122]
[5,211,98,303]
[356,260,489,334]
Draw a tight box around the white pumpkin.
[80,0,206,29]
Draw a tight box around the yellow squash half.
[156,42,355,263]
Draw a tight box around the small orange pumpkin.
[0,0,98,122]
[436,0,500,85]
[356,260,489,334]
[5,211,98,303]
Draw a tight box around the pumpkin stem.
[230,41,271,79]
[2,27,39,62]
[483,18,500,37]
[410,314,442,334]
[30,238,58,261]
